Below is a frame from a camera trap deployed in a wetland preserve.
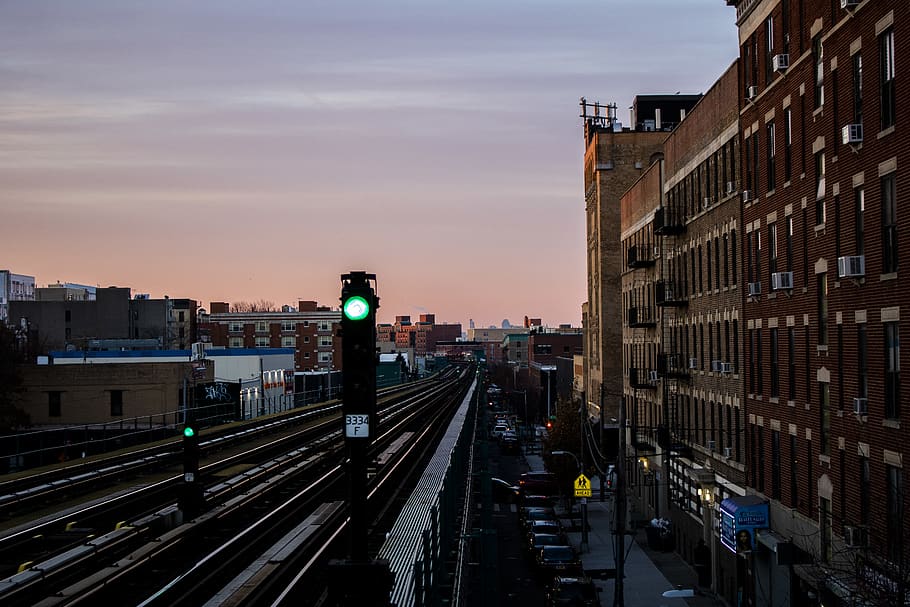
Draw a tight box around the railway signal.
[179,410,204,518]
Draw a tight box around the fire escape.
[653,204,690,508]
[627,243,657,452]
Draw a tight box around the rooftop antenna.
[580,97,617,129]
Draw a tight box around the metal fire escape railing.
[654,201,689,510]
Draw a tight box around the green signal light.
[184,426,196,438]
[343,295,370,321]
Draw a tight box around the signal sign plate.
[345,414,370,438]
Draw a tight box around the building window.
[815,152,826,224]
[752,132,760,197]
[880,28,895,130]
[304,352,310,359]
[784,108,792,182]
[229,322,243,333]
[837,324,845,410]
[723,233,730,287]
[281,321,295,332]
[817,273,828,346]
[882,173,898,273]
[255,321,268,333]
[819,381,830,455]
[852,53,863,125]
[318,336,333,347]
[788,327,797,400]
[318,352,333,363]
[110,390,123,417]
[813,35,824,108]
[859,455,870,525]
[771,327,780,398]
[771,429,781,499]
[748,329,755,393]
[766,121,776,191]
[855,187,865,256]
[769,222,778,275]
[757,328,764,394]
[255,337,269,348]
[857,322,868,399]
[758,426,765,493]
[731,229,738,285]
[786,216,793,271]
[281,337,295,347]
[790,434,799,508]
[884,321,900,419]
[229,337,243,348]
[765,16,774,84]
[733,320,739,372]
[303,336,310,343]
[805,327,812,402]
[318,321,332,331]
[886,464,903,562]
[707,241,712,291]
[48,391,62,417]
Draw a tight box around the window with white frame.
[229,337,243,348]
[281,337,295,347]
[255,321,268,333]
[281,321,295,332]
[318,352,332,363]
[318,336,333,347]
[255,336,269,347]
[229,322,243,333]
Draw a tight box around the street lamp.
[551,450,589,553]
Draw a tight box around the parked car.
[527,532,567,558]
[536,545,583,579]
[520,493,559,509]
[520,506,557,531]
[491,424,510,439]
[546,575,600,606]
[500,434,520,454]
[518,471,559,496]
[525,520,563,545]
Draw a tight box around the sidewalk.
[525,453,725,607]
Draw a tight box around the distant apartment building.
[620,63,744,605]
[37,282,97,302]
[9,287,197,352]
[468,326,528,365]
[204,300,340,372]
[527,329,583,423]
[731,1,909,605]
[0,270,36,323]
[382,314,462,357]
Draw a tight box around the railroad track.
[0,366,473,606]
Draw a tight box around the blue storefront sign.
[720,495,769,553]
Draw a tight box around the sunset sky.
[1,1,737,327]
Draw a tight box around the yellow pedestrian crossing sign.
[574,474,592,498]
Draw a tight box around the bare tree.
[230,300,277,313]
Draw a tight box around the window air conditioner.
[748,282,762,297]
[853,397,868,415]
[841,0,860,8]
[746,85,758,101]
[703,197,713,210]
[723,446,733,458]
[689,357,698,370]
[844,525,868,547]
[742,190,753,203]
[726,181,735,195]
[838,255,866,278]
[654,245,661,258]
[773,54,790,72]
[711,360,724,372]
[771,271,794,290]
[842,123,863,145]
[722,362,734,374]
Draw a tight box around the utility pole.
[614,394,627,607]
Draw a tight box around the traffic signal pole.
[327,271,393,607]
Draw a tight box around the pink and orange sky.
[1,1,737,327]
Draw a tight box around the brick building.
[582,96,701,431]
[620,62,745,605]
[204,300,340,372]
[382,314,462,357]
[732,0,909,604]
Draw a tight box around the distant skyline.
[1,1,738,328]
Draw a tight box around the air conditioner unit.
[649,370,659,383]
[722,362,734,374]
[726,181,736,195]
[708,440,717,452]
[711,360,724,372]
[853,397,868,415]
[746,85,758,100]
[771,271,794,290]
[703,197,713,210]
[842,123,863,145]
[724,446,733,458]
[688,357,698,370]
[742,190,753,203]
[844,525,868,547]
[653,245,661,258]
[841,0,860,8]
[838,255,866,278]
[748,282,762,297]
[773,54,790,72]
